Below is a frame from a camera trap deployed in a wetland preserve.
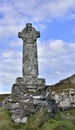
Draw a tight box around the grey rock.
[14,117,20,124]
[16,77,24,84]
[20,117,27,124]
[11,114,20,123]
[11,103,19,110]
[52,88,75,111]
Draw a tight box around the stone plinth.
[12,77,45,101]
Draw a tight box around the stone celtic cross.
[12,23,45,98]
[18,23,40,79]
[4,23,57,124]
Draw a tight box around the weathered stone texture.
[51,88,75,111]
[12,23,46,97]
[23,43,38,77]
[18,23,40,78]
[2,23,57,124]
[4,91,57,124]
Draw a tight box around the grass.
[0,107,75,130]
[49,74,75,93]
[0,108,26,130]
[50,82,75,93]
[42,112,75,130]
[25,108,49,130]
[62,109,75,126]
[63,109,75,116]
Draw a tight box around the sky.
[0,0,75,93]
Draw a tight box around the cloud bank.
[0,39,75,93]
[0,0,75,93]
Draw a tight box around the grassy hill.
[0,94,10,102]
[50,74,75,92]
[0,74,75,130]
[0,107,75,130]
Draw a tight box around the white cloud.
[47,0,75,17]
[0,39,75,93]
[0,49,22,93]
[17,0,74,21]
[2,51,16,58]
[38,39,75,84]
[0,0,75,39]
[50,40,65,52]
[0,0,75,24]
[0,0,75,93]
[9,40,22,48]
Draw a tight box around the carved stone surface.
[18,23,40,78]
[11,77,45,101]
[12,23,45,96]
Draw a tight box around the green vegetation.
[0,94,10,102]
[50,74,75,92]
[62,109,75,126]
[63,109,75,117]
[0,107,75,130]
[0,108,26,130]
[51,82,75,92]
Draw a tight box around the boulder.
[52,88,75,110]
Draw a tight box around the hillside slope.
[0,94,10,102]
[50,74,75,92]
[50,74,75,110]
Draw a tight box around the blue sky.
[0,0,75,93]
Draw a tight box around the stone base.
[4,87,57,124]
[16,77,45,86]
[11,77,45,101]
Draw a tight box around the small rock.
[67,113,70,116]
[14,117,20,123]
[12,103,19,109]
[20,117,27,124]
